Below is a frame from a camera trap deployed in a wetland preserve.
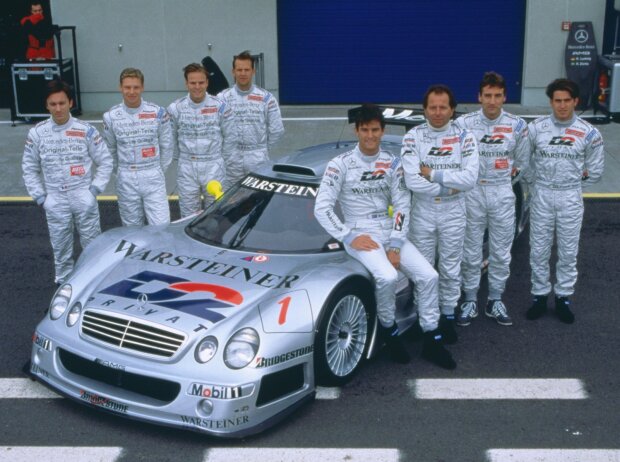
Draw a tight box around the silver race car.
[29,109,529,438]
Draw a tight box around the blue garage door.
[277,0,526,104]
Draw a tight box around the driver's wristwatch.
[388,247,400,254]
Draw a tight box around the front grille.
[81,310,186,358]
[59,348,180,403]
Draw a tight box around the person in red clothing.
[21,2,55,60]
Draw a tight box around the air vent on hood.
[81,310,186,358]
[272,164,318,177]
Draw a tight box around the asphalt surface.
[0,199,618,461]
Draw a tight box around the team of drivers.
[22,65,604,370]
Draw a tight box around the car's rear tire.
[314,283,374,386]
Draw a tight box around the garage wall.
[277,0,527,105]
[521,0,606,105]
[51,0,279,111]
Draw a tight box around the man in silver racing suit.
[455,72,530,327]
[402,84,479,345]
[315,104,455,369]
[22,80,113,284]
[168,63,235,218]
[218,50,284,188]
[526,78,604,323]
[103,68,173,226]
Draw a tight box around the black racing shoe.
[439,314,458,344]
[421,329,456,370]
[379,323,411,364]
[555,296,575,324]
[526,295,548,320]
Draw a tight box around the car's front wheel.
[314,283,374,386]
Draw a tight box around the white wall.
[522,0,606,105]
[51,0,279,111]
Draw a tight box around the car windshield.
[186,174,340,253]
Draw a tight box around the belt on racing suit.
[46,182,90,192]
[347,211,390,228]
[417,193,463,204]
[535,179,582,191]
[178,150,219,162]
[478,177,512,186]
[237,143,267,152]
[118,161,160,171]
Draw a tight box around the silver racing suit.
[22,116,113,283]
[401,122,479,315]
[103,100,173,226]
[455,110,529,301]
[167,94,235,217]
[527,114,604,297]
[314,145,440,330]
[217,84,284,187]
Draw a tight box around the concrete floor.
[1,104,619,198]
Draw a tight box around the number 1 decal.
[277,296,292,325]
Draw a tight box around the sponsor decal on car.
[30,363,50,378]
[180,414,249,429]
[99,270,244,324]
[242,176,318,198]
[112,240,301,290]
[241,255,269,263]
[80,390,128,414]
[94,359,126,371]
[254,345,313,368]
[32,332,52,351]
[187,383,243,399]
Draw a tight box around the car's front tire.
[314,283,374,386]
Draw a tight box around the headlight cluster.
[194,327,260,369]
[49,284,72,320]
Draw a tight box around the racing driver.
[315,104,455,369]
[103,68,173,226]
[455,72,530,327]
[22,80,113,284]
[401,84,479,345]
[218,50,284,188]
[168,63,235,218]
[526,78,604,323]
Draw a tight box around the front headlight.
[224,328,260,369]
[195,336,218,364]
[50,284,72,320]
[66,302,82,327]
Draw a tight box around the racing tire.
[314,282,374,386]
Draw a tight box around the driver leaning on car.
[314,104,456,369]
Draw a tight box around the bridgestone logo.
[255,345,314,368]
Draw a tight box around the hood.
[80,225,318,334]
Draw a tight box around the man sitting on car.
[314,104,456,369]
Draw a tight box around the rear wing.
[347,106,426,131]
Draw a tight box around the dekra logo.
[549,136,575,146]
[428,146,453,156]
[360,169,386,181]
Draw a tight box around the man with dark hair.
[217,50,284,188]
[401,84,479,344]
[455,72,530,327]
[103,68,173,226]
[315,104,455,369]
[168,63,235,217]
[21,2,55,60]
[526,78,604,323]
[22,80,113,284]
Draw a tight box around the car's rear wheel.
[314,283,374,386]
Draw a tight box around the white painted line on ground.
[0,379,61,399]
[409,378,588,400]
[203,448,400,462]
[0,447,124,462]
[486,449,620,462]
[315,386,341,399]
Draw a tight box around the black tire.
[314,282,374,386]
